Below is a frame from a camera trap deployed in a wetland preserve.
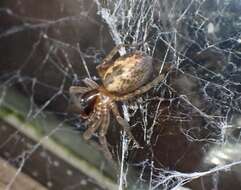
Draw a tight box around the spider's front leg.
[69,86,90,114]
[83,111,102,140]
[82,78,99,89]
[97,44,139,78]
[93,108,112,160]
[110,103,141,148]
[101,44,128,64]
[69,77,99,107]
[103,43,142,64]
[83,107,112,159]
[99,109,110,137]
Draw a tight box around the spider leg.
[69,86,90,94]
[98,136,112,160]
[83,115,102,140]
[102,43,143,63]
[102,44,126,62]
[110,103,140,148]
[82,78,99,89]
[97,109,112,160]
[99,110,110,137]
[81,109,112,159]
[69,86,91,111]
[85,111,97,124]
[114,73,166,101]
[97,44,141,78]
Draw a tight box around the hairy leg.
[98,136,112,160]
[103,43,143,63]
[99,110,110,137]
[110,103,140,148]
[83,115,102,140]
[98,110,112,159]
[82,78,99,89]
[97,44,140,78]
[69,86,90,94]
[114,73,165,101]
[69,86,91,111]
[102,44,128,63]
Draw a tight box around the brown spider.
[69,44,166,151]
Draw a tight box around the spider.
[69,44,166,150]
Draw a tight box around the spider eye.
[79,98,87,108]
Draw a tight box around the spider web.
[1,0,241,190]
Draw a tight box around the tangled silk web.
[95,0,241,189]
[1,0,241,190]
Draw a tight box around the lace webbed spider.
[70,44,166,154]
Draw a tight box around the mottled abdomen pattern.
[102,52,153,95]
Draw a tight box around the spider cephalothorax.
[70,45,166,151]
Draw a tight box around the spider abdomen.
[102,52,153,95]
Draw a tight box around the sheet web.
[1,0,241,190]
